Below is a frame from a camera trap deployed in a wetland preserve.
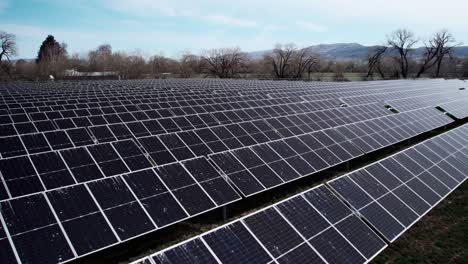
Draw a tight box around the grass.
[372,181,468,264]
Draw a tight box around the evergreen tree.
[36,35,67,64]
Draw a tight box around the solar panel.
[1,79,467,263]
[328,124,468,242]
[134,184,386,264]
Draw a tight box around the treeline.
[366,29,465,79]
[1,28,468,81]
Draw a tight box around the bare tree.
[462,58,468,78]
[306,54,321,79]
[179,52,203,78]
[149,55,168,76]
[415,30,461,78]
[415,39,438,78]
[432,30,461,77]
[0,31,17,78]
[387,29,418,78]
[148,54,179,77]
[367,46,388,79]
[0,31,17,63]
[264,43,296,78]
[291,47,319,79]
[202,48,247,78]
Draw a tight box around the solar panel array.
[0,79,467,264]
[133,124,468,264]
[329,124,468,242]
[143,184,387,264]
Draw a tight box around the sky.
[1,0,467,59]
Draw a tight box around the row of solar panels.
[131,124,468,264]
[0,97,340,138]
[1,80,464,110]
[0,106,454,264]
[0,103,390,159]
[0,79,440,98]
[0,94,291,115]
[338,87,458,106]
[0,105,445,202]
[267,79,465,98]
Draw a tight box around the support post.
[222,206,227,221]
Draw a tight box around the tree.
[306,54,321,79]
[36,35,67,63]
[415,30,461,78]
[202,48,247,78]
[88,44,113,72]
[264,43,296,78]
[290,47,319,79]
[0,31,17,78]
[462,59,468,78]
[36,35,68,77]
[264,44,320,79]
[432,30,461,77]
[415,38,439,78]
[387,29,417,78]
[179,52,203,78]
[367,46,388,79]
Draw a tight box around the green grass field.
[372,181,467,264]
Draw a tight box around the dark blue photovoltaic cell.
[359,202,405,241]
[276,196,329,239]
[392,185,430,215]
[243,208,303,257]
[140,193,188,227]
[349,170,388,199]
[0,194,56,235]
[0,156,44,197]
[309,227,366,264]
[405,178,440,205]
[171,185,216,215]
[335,215,386,259]
[199,177,241,206]
[0,239,17,263]
[47,185,99,221]
[102,202,155,240]
[377,193,418,227]
[202,222,272,264]
[62,212,118,255]
[31,152,75,189]
[328,176,373,210]
[302,185,352,223]
[87,177,135,209]
[12,224,74,264]
[123,169,168,199]
[276,243,325,264]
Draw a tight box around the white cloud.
[106,0,181,16]
[296,21,328,32]
[104,0,259,28]
[1,24,47,38]
[202,14,257,28]
[1,23,268,58]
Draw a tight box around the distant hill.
[248,43,468,61]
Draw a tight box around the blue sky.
[1,0,467,59]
